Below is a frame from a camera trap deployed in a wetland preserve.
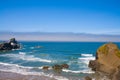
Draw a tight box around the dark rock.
[61,64,69,69]
[84,76,92,80]
[0,43,12,50]
[52,64,62,70]
[52,64,62,73]
[42,66,49,70]
[9,38,18,44]
[88,60,100,71]
[0,38,20,51]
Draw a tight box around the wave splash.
[0,52,52,63]
[0,62,69,80]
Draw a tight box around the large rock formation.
[0,38,20,50]
[89,43,120,80]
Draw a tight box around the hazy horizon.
[0,31,120,42]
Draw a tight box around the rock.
[84,76,92,80]
[112,66,120,80]
[52,64,62,73]
[0,38,20,51]
[61,64,69,69]
[88,60,100,71]
[88,43,120,80]
[0,43,12,50]
[9,38,18,44]
[52,64,62,70]
[42,66,49,70]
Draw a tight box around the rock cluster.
[42,64,69,73]
[89,43,120,80]
[0,38,20,50]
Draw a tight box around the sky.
[0,0,120,34]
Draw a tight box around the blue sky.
[0,0,120,34]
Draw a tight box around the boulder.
[0,38,20,51]
[52,64,62,73]
[61,64,69,69]
[84,76,92,80]
[52,64,62,70]
[42,66,49,70]
[89,43,120,80]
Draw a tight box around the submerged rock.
[89,43,120,80]
[0,38,20,51]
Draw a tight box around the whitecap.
[62,69,94,74]
[1,52,52,63]
[78,57,95,65]
[19,52,26,55]
[79,57,95,61]
[0,62,69,80]
[81,53,93,57]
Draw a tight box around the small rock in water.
[42,66,49,70]
[52,64,62,70]
[61,64,69,69]
[52,64,62,73]
[84,76,92,80]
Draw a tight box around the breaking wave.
[0,52,52,63]
[0,62,69,80]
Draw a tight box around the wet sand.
[0,71,56,80]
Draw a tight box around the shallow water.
[0,42,120,80]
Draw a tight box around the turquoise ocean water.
[0,42,120,80]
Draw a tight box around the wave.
[0,62,69,80]
[0,52,52,63]
[79,53,95,65]
[81,53,93,57]
[62,69,94,74]
[79,57,95,61]
[78,56,95,65]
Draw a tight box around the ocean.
[0,42,120,80]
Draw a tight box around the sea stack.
[89,43,120,80]
[0,38,20,50]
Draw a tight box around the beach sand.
[0,71,56,80]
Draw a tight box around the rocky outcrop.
[0,38,20,51]
[89,43,120,80]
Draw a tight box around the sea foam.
[0,52,52,63]
[0,62,69,80]
[81,53,93,57]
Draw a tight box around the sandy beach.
[0,71,56,80]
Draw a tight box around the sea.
[0,42,120,80]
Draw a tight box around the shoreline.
[0,71,56,80]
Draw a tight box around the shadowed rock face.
[0,38,20,50]
[89,43,120,80]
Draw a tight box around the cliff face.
[89,43,120,80]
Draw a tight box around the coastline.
[0,71,56,80]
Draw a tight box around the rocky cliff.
[89,43,120,80]
[0,38,20,50]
